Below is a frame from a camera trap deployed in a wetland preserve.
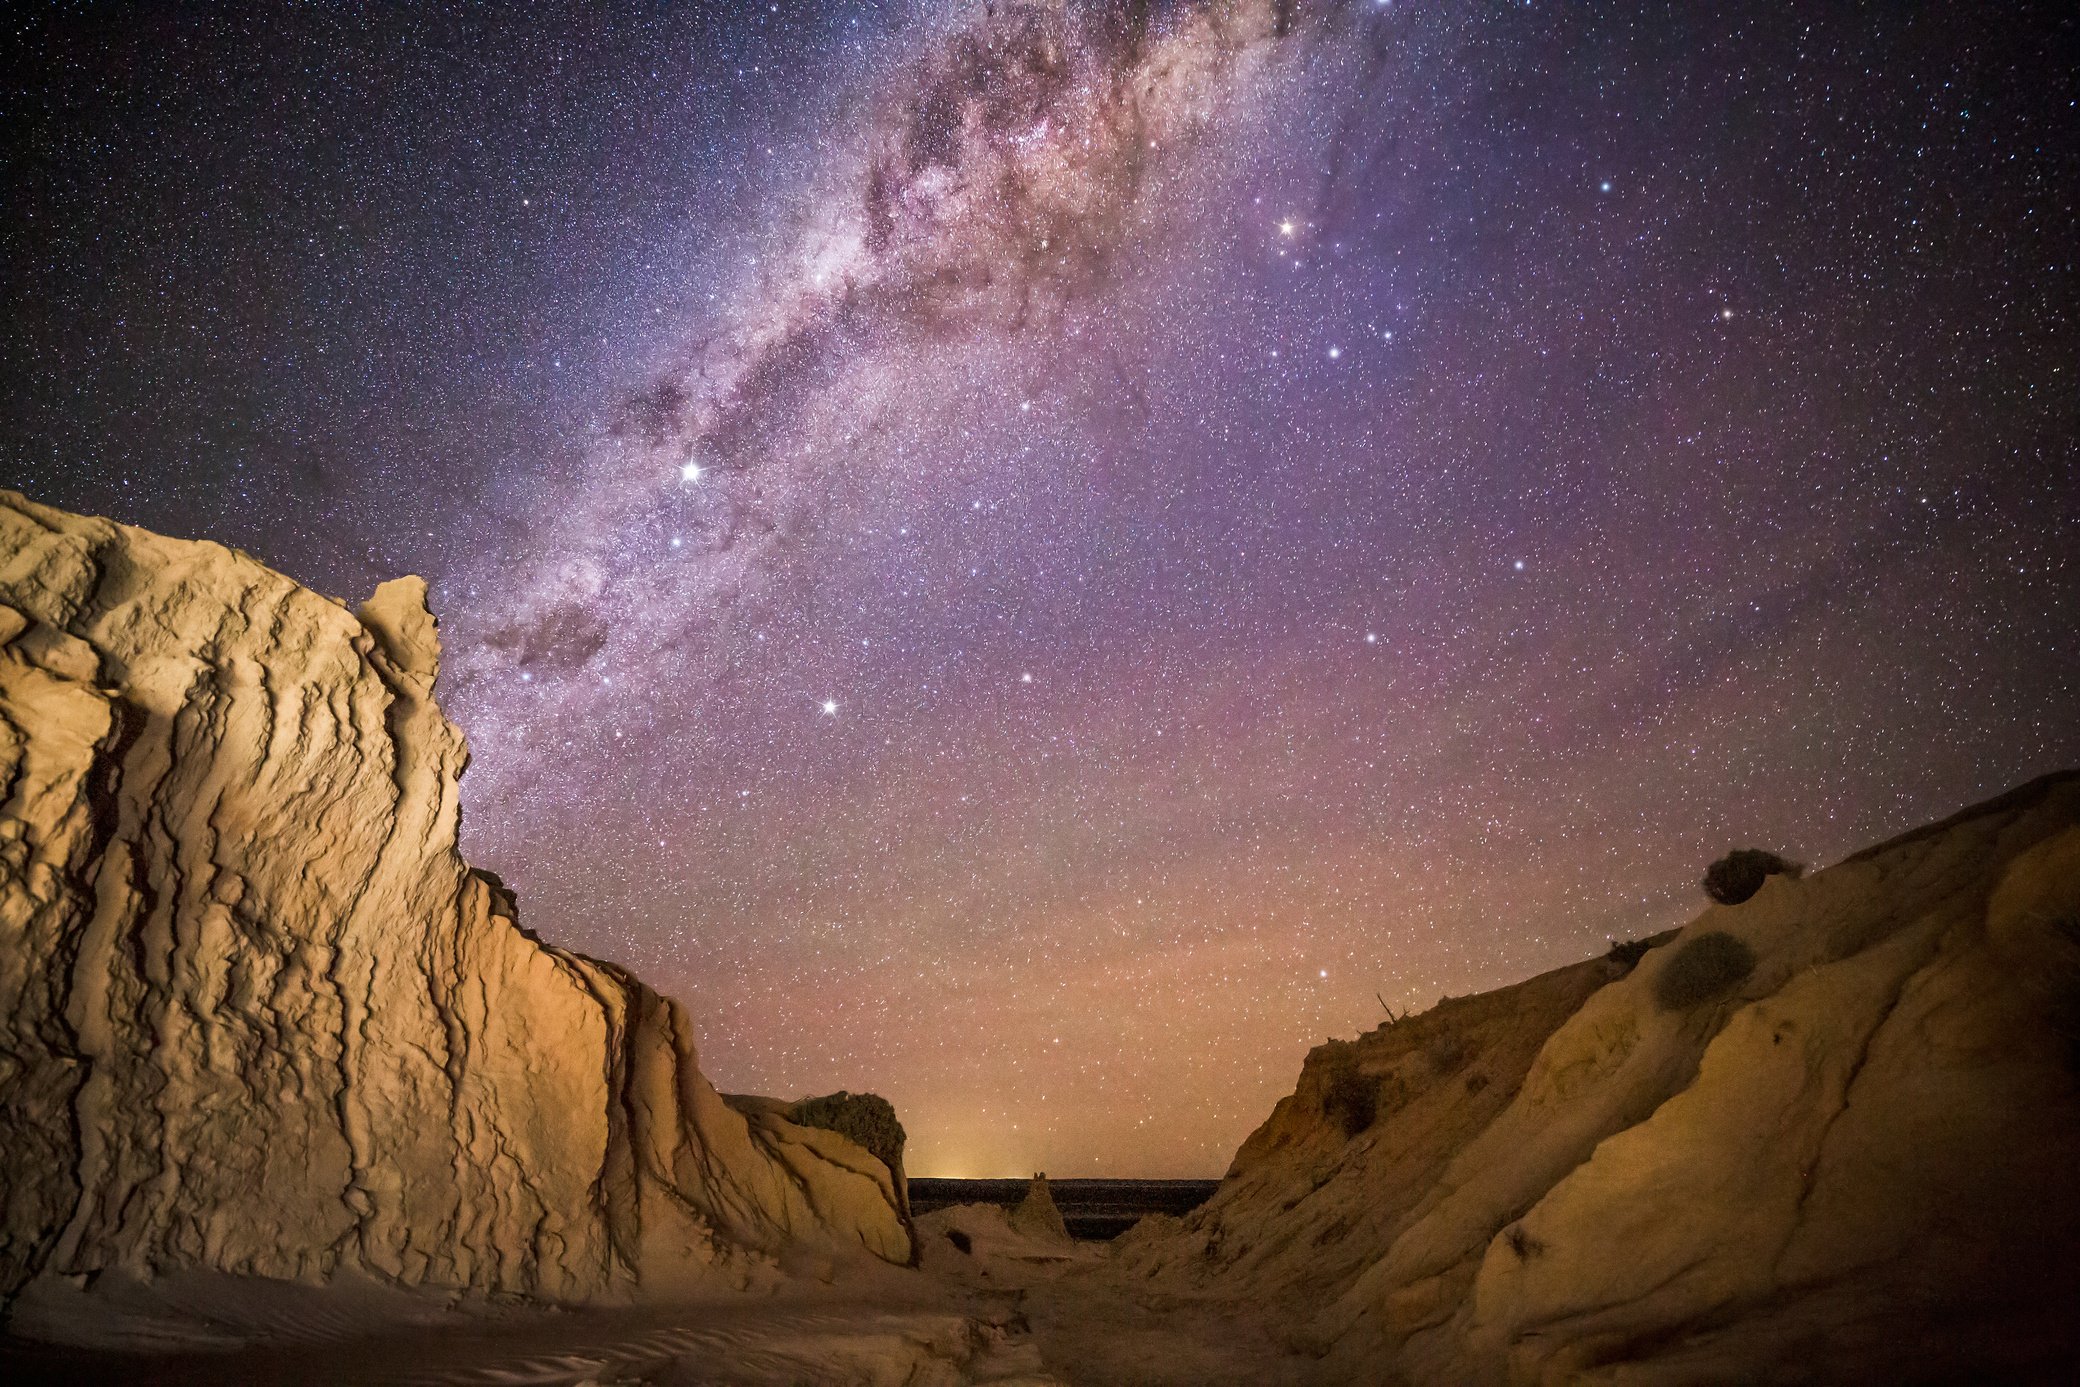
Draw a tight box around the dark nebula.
[5,1,2076,1174]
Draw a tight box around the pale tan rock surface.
[1007,1176,1071,1248]
[0,491,911,1336]
[1118,773,2080,1384]
[915,1203,1092,1276]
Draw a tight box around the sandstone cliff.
[0,491,910,1337]
[1118,773,2080,1384]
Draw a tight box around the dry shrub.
[1318,1051,1378,1138]
[1703,848,1802,905]
[1607,937,1653,968]
[789,1091,906,1174]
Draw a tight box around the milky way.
[6,1,2076,1174]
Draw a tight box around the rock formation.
[1007,1175,1071,1248]
[1118,772,2080,1383]
[728,1089,916,1245]
[0,492,910,1338]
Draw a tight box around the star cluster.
[5,1,2076,1175]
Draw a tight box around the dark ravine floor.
[0,1283,1053,1387]
[0,1259,1327,1387]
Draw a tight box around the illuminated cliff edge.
[0,491,910,1341]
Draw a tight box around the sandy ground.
[0,1284,1048,1387]
[0,1217,1331,1387]
[907,1204,1328,1387]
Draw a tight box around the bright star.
[1021,672,1033,683]
[1366,632,1378,644]
[1279,219,1296,237]
[680,461,703,482]
[1514,559,1526,571]
[820,698,838,716]
[1599,180,1612,193]
[1328,346,1342,360]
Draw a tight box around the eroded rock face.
[1121,773,2080,1384]
[0,492,910,1331]
[1007,1175,1070,1247]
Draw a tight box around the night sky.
[6,1,2076,1176]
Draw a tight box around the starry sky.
[5,1,2077,1176]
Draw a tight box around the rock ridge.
[1118,770,2080,1383]
[0,491,911,1338]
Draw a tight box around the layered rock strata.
[0,491,909,1331]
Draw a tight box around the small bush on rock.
[1317,1051,1378,1137]
[1702,849,1802,905]
[1606,938,1653,968]
[789,1091,906,1175]
[1323,1070,1377,1137]
[1654,931,1758,1011]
